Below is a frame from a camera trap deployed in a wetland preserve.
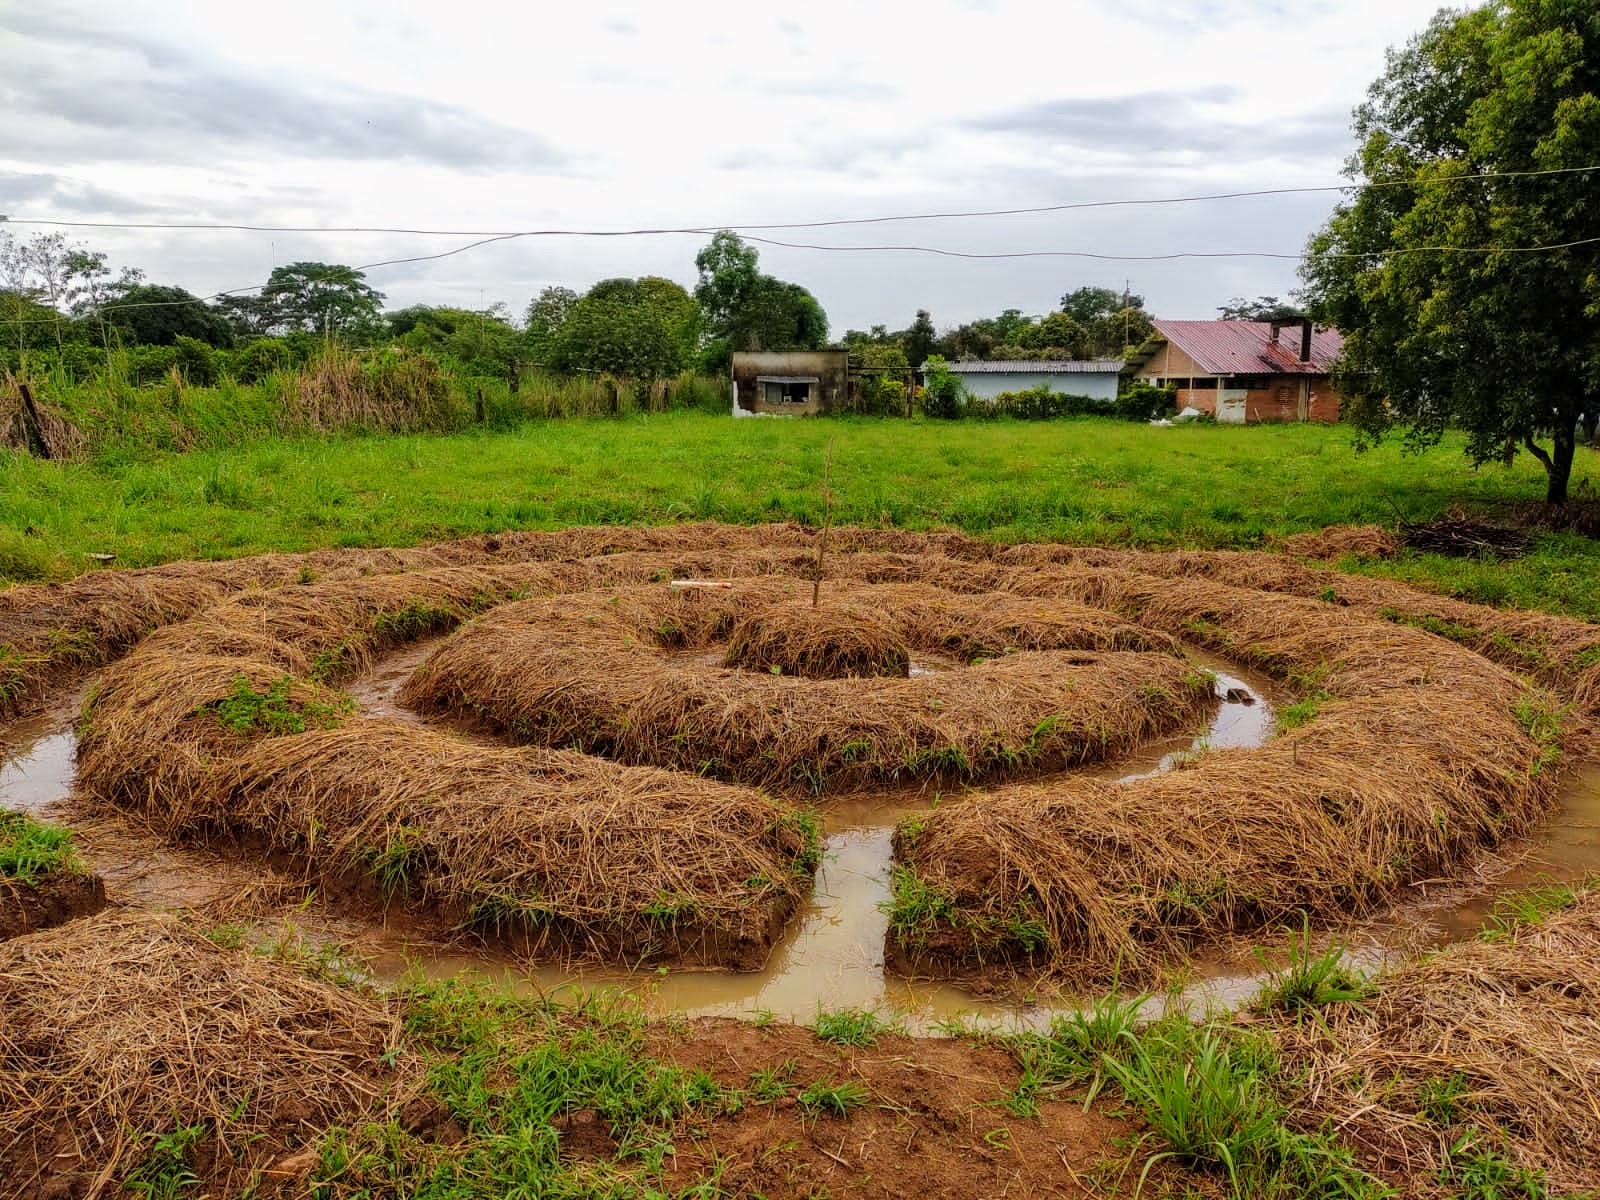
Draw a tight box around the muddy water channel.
[5,649,1598,1034]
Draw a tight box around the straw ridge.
[0,909,402,1194]
[403,581,1211,792]
[1264,889,1600,1196]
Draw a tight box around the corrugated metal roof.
[930,359,1126,374]
[1150,320,1343,375]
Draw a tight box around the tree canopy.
[108,285,234,348]
[1217,295,1307,321]
[694,231,828,365]
[546,276,700,377]
[260,262,385,339]
[1301,0,1600,504]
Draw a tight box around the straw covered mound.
[75,573,818,970]
[403,580,1211,791]
[889,570,1578,984]
[219,720,814,967]
[0,909,402,1194]
[16,521,1599,983]
[1266,889,1600,1196]
[724,601,911,678]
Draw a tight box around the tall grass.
[3,351,729,460]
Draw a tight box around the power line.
[4,163,1597,239]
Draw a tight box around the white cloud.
[0,0,1446,327]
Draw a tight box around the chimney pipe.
[1299,320,1312,364]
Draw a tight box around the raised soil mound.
[0,870,105,942]
[0,909,402,1195]
[1266,889,1600,1196]
[403,580,1211,791]
[723,600,911,678]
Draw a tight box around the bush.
[126,345,180,387]
[172,336,218,387]
[857,374,906,416]
[920,356,965,419]
[1115,380,1176,421]
[225,338,295,384]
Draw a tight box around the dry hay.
[887,573,1577,983]
[403,580,1211,791]
[723,601,911,678]
[1275,523,1399,561]
[1265,889,1600,1196]
[75,572,817,970]
[0,909,401,1194]
[14,521,1600,985]
[219,720,812,968]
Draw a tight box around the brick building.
[1128,318,1344,423]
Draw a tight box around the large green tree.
[694,231,828,364]
[547,277,700,377]
[1302,0,1600,504]
[107,285,234,348]
[260,262,385,339]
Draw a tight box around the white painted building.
[931,359,1125,402]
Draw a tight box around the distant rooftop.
[928,359,1127,373]
[1149,320,1344,375]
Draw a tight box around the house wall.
[956,371,1120,402]
[1135,345,1341,422]
[731,351,849,415]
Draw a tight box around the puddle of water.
[346,638,441,722]
[0,729,76,815]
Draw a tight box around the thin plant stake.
[812,437,834,609]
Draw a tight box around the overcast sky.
[2,0,1450,332]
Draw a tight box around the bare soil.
[651,1019,1154,1200]
[0,871,105,942]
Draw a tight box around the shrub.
[920,355,966,419]
[225,338,295,384]
[1115,379,1176,421]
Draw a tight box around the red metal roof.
[1150,320,1344,375]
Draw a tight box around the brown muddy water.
[5,652,1598,1034]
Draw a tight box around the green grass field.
[3,412,1597,619]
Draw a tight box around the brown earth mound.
[1266,889,1600,1197]
[0,870,105,942]
[403,581,1211,792]
[888,570,1574,984]
[723,600,911,678]
[0,909,403,1196]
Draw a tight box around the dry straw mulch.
[223,720,812,968]
[1266,889,1600,1197]
[1275,523,1400,560]
[0,909,402,1196]
[76,570,815,970]
[403,580,1211,791]
[890,570,1576,984]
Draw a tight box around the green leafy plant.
[0,811,82,884]
[812,1007,884,1047]
[797,1077,868,1118]
[123,1123,207,1200]
[1252,919,1374,1015]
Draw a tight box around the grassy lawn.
[3,412,1596,618]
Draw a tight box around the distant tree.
[523,286,579,360]
[106,284,234,347]
[548,276,700,377]
[260,262,385,339]
[214,293,279,340]
[903,309,938,370]
[1217,295,1307,321]
[1059,285,1143,325]
[1301,0,1600,505]
[391,304,522,382]
[694,231,828,364]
